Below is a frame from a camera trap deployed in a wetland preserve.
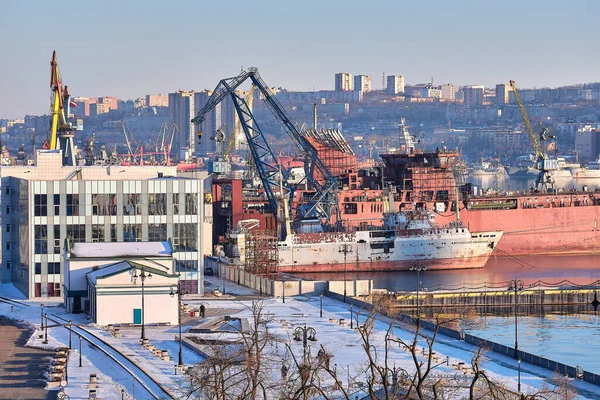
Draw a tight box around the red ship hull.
[438,203,600,256]
[278,255,492,273]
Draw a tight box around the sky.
[1,0,599,119]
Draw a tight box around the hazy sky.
[1,0,599,119]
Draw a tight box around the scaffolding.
[244,229,279,276]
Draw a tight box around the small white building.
[64,241,179,326]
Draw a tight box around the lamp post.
[170,283,188,367]
[339,244,352,303]
[68,320,72,349]
[320,293,323,318]
[41,304,44,329]
[43,313,49,344]
[518,358,521,393]
[222,270,226,295]
[133,267,153,340]
[409,266,426,320]
[78,334,82,367]
[350,303,353,329]
[293,324,317,361]
[282,279,286,303]
[508,279,524,359]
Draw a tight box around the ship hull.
[437,202,600,256]
[277,255,491,273]
[277,229,501,273]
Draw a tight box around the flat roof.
[71,241,172,258]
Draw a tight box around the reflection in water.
[298,255,600,292]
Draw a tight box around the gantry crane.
[49,51,77,166]
[192,68,340,235]
[509,80,558,191]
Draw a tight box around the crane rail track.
[0,297,174,399]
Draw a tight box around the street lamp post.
[409,266,426,320]
[43,313,49,344]
[518,358,521,393]
[293,324,317,361]
[282,280,286,303]
[41,304,44,329]
[320,294,323,318]
[133,267,153,341]
[338,244,353,303]
[68,320,72,349]
[221,269,226,295]
[78,334,82,367]
[508,279,524,359]
[350,303,353,329]
[170,283,188,367]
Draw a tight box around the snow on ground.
[1,281,600,399]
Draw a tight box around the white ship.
[276,210,503,273]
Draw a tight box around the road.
[0,316,57,400]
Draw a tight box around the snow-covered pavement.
[1,281,599,399]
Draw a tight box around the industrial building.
[0,150,208,299]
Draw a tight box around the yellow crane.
[49,51,73,150]
[509,80,557,190]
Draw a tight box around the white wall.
[96,291,178,326]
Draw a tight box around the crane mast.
[509,80,557,191]
[49,51,76,166]
[191,68,340,234]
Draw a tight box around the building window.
[4,186,9,195]
[5,261,10,270]
[185,193,197,215]
[48,262,61,274]
[123,194,141,216]
[110,225,118,242]
[67,224,86,243]
[148,223,167,242]
[92,194,117,216]
[5,224,10,233]
[173,223,198,252]
[92,224,105,242]
[176,260,198,273]
[34,226,47,254]
[66,194,79,216]
[124,224,142,242]
[53,225,61,254]
[34,194,48,217]
[173,193,180,215]
[149,193,167,215]
[53,194,60,215]
[35,263,42,274]
[5,206,10,215]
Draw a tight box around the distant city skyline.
[1,0,599,119]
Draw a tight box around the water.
[298,255,600,292]
[459,310,600,374]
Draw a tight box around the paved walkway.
[0,316,57,400]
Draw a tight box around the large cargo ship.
[276,211,502,273]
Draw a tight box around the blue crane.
[191,68,340,233]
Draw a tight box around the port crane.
[509,80,557,191]
[192,68,340,233]
[49,51,77,166]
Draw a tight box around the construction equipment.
[509,80,557,191]
[192,68,340,233]
[49,51,76,166]
[116,120,139,160]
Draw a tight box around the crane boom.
[509,80,544,159]
[49,51,73,150]
[191,68,340,229]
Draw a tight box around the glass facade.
[2,177,204,299]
